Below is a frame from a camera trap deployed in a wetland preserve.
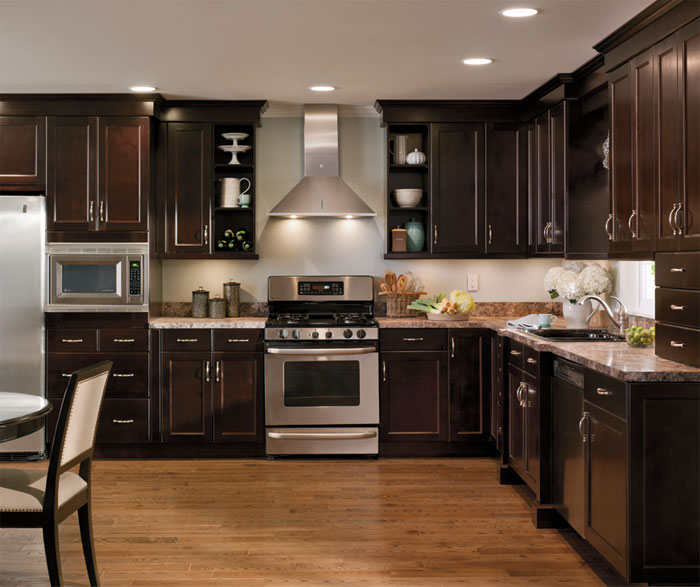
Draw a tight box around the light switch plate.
[467,274,479,291]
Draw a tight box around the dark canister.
[209,295,226,319]
[192,286,209,318]
[223,280,240,317]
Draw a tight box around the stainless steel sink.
[524,329,625,342]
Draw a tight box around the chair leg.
[78,502,99,586]
[42,518,62,586]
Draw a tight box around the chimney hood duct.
[268,104,376,218]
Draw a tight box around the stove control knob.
[279,329,289,339]
[325,330,333,339]
[292,329,301,339]
[343,329,353,339]
[312,331,319,339]
[357,329,366,339]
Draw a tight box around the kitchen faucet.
[577,295,628,335]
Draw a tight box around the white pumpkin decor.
[406,148,427,165]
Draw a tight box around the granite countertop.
[149,317,266,329]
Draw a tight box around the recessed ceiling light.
[462,58,493,66]
[501,7,539,17]
[129,85,157,92]
[309,85,336,92]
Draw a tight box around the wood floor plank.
[0,458,625,586]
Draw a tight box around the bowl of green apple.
[624,325,655,348]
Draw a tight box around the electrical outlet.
[467,274,479,292]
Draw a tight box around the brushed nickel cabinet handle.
[61,373,72,378]
[543,222,550,243]
[215,360,221,382]
[670,304,687,311]
[205,360,211,382]
[596,387,612,396]
[628,209,637,239]
[61,339,83,343]
[451,337,455,358]
[113,373,134,378]
[113,338,135,343]
[526,357,537,365]
[112,419,134,424]
[204,224,209,245]
[670,341,685,348]
[434,224,438,245]
[403,337,424,342]
[227,338,250,343]
[674,203,683,235]
[669,203,679,235]
[382,360,387,382]
[89,201,95,222]
[176,338,199,343]
[488,224,493,245]
[605,213,613,240]
[670,267,687,273]
[99,201,104,222]
[510,350,522,357]
[578,412,589,443]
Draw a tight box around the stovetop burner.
[267,312,375,328]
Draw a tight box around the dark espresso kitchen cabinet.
[46,116,149,238]
[0,116,45,188]
[431,123,485,254]
[485,124,528,255]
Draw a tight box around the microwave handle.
[266,346,376,356]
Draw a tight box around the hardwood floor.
[1,458,625,586]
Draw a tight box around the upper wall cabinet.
[46,116,149,240]
[0,116,45,188]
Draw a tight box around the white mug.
[538,313,557,328]
[219,177,251,208]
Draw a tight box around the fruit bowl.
[394,189,423,207]
[624,325,655,348]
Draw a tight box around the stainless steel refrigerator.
[0,195,46,457]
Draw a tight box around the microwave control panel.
[129,260,141,296]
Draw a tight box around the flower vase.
[562,300,593,329]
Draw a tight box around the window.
[637,261,655,317]
[613,261,655,318]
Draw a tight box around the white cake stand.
[218,144,252,165]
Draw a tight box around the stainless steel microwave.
[45,243,148,312]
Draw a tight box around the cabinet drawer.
[161,329,211,351]
[97,399,149,444]
[213,329,263,351]
[380,329,446,351]
[655,323,700,368]
[584,371,627,420]
[655,252,700,289]
[47,353,149,398]
[47,329,97,352]
[523,346,540,376]
[506,339,524,369]
[99,329,149,352]
[655,288,700,328]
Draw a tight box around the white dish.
[222,132,249,141]
[394,188,423,207]
[426,312,471,322]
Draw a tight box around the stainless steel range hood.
[268,104,376,218]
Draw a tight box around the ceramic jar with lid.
[192,287,209,318]
[404,218,425,252]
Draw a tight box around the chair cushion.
[0,468,87,512]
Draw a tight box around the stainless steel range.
[264,276,379,456]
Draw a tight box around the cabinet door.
[632,49,656,253]
[431,123,485,254]
[212,352,263,443]
[609,62,635,253]
[678,21,700,252]
[485,124,527,255]
[549,103,566,254]
[508,369,525,472]
[530,113,551,254]
[0,116,45,187]
[585,402,628,577]
[380,351,447,442]
[523,374,540,490]
[46,116,97,232]
[166,123,212,253]
[448,330,489,441]
[162,352,212,442]
[654,35,681,252]
[99,117,149,233]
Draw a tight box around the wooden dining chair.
[0,360,112,586]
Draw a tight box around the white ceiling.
[0,0,652,110]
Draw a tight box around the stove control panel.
[297,281,344,296]
[265,326,379,341]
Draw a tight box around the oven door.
[264,343,379,426]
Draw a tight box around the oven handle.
[266,346,377,356]
[267,431,377,440]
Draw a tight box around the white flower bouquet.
[544,262,613,304]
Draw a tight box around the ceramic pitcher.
[218,177,251,208]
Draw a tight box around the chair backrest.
[49,361,112,472]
